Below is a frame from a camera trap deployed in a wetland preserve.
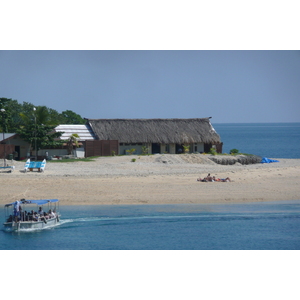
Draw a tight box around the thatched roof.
[86,118,221,144]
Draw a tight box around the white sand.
[1,154,299,205]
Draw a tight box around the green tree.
[19,105,60,127]
[0,98,14,132]
[1,97,86,132]
[17,106,63,154]
[60,110,85,124]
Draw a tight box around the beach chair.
[0,165,15,173]
[24,159,30,172]
[24,159,46,172]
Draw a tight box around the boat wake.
[59,212,299,227]
[58,214,229,225]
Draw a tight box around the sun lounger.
[0,166,15,173]
[24,159,46,172]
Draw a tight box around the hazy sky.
[1,50,299,123]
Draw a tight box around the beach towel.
[261,157,279,163]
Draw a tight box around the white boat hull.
[3,215,60,231]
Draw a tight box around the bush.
[142,146,149,155]
[126,148,136,155]
[183,144,190,154]
[209,147,217,155]
[131,158,136,162]
[230,148,239,155]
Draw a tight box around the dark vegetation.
[0,97,85,152]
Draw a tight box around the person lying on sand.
[197,173,212,182]
[213,176,231,182]
[197,174,231,182]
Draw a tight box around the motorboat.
[3,199,60,231]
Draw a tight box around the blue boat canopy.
[5,199,59,207]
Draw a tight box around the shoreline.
[1,154,300,206]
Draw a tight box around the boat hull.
[3,215,60,231]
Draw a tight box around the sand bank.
[1,154,299,205]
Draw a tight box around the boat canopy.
[5,199,59,207]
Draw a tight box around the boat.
[3,198,60,231]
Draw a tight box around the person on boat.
[24,211,29,221]
[13,200,21,222]
[49,209,56,218]
[28,210,34,221]
[19,205,24,221]
[38,207,44,216]
[32,212,39,221]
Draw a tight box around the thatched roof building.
[87,118,221,144]
[86,118,222,155]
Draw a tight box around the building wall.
[4,136,31,159]
[118,142,205,155]
[38,149,68,158]
[119,143,144,155]
[195,142,204,153]
[157,142,204,154]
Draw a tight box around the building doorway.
[176,144,183,154]
[152,143,160,154]
[204,143,212,153]
[15,146,20,160]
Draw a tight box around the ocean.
[1,123,300,250]
[1,201,300,250]
[213,122,300,158]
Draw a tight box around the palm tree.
[66,133,80,155]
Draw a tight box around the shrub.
[142,146,149,155]
[230,148,239,155]
[183,144,190,154]
[131,158,136,162]
[126,148,136,155]
[209,147,217,155]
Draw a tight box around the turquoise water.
[214,122,300,158]
[1,201,300,250]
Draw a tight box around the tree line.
[0,97,86,153]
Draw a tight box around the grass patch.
[48,157,97,163]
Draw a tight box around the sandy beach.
[1,154,299,206]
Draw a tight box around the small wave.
[60,214,221,225]
[60,212,299,226]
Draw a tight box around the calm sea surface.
[213,122,300,158]
[1,123,300,250]
[1,201,300,250]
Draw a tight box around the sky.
[1,50,299,123]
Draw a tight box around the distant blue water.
[213,123,300,158]
[1,201,300,250]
